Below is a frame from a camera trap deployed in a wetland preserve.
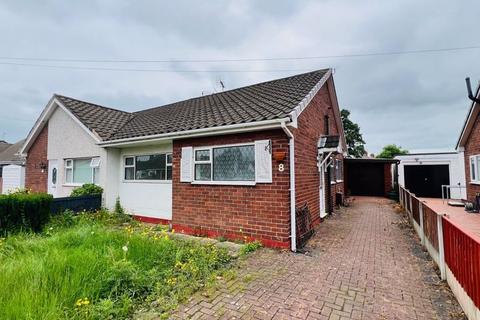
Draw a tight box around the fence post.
[436,214,446,280]
[408,192,413,218]
[419,201,425,246]
[399,188,403,206]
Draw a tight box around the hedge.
[0,193,53,233]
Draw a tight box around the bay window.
[65,157,100,184]
[124,153,172,181]
[194,144,255,182]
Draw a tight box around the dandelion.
[75,297,90,307]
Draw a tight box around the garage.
[396,151,466,199]
[344,158,397,197]
[403,165,449,198]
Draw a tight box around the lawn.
[0,210,234,319]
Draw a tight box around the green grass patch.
[0,211,233,319]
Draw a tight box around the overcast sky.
[0,0,478,154]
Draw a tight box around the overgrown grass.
[0,210,232,319]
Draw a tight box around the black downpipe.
[466,77,480,104]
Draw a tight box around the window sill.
[122,180,172,184]
[191,181,256,186]
[330,181,337,185]
[336,180,344,183]
[470,181,480,185]
[63,183,85,187]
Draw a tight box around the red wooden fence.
[411,196,420,225]
[423,204,439,250]
[443,218,480,309]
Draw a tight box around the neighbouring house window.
[124,153,172,181]
[470,155,480,182]
[194,144,255,182]
[65,157,100,184]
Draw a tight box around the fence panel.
[423,204,439,250]
[51,194,102,215]
[411,196,420,224]
[443,218,480,309]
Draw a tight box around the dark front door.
[347,163,385,196]
[404,165,450,198]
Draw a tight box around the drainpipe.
[281,121,296,252]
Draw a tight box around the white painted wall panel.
[2,165,25,194]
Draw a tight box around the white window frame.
[64,157,99,186]
[335,159,343,182]
[470,155,480,184]
[192,142,256,186]
[123,153,172,183]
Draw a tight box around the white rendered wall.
[2,165,25,194]
[396,152,466,199]
[113,143,173,220]
[47,106,107,198]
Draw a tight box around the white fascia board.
[98,117,291,147]
[288,69,332,128]
[20,96,102,155]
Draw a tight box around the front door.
[48,160,58,197]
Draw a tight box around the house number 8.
[278,163,285,172]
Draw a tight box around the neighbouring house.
[20,69,347,250]
[396,150,466,200]
[0,139,26,194]
[457,80,480,203]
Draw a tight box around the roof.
[54,95,133,140]
[345,158,399,164]
[109,69,329,140]
[0,139,25,164]
[22,69,343,153]
[0,141,11,154]
[457,83,480,149]
[319,135,340,149]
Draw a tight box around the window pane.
[213,145,255,181]
[73,159,92,184]
[125,167,135,180]
[195,150,210,161]
[93,167,99,184]
[135,154,166,180]
[167,166,172,180]
[166,153,172,164]
[125,157,134,166]
[65,168,73,183]
[195,164,211,180]
[472,158,476,180]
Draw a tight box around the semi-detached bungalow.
[20,69,346,251]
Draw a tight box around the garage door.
[404,165,449,198]
[347,163,385,196]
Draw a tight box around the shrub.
[114,197,125,215]
[70,184,103,197]
[0,192,53,233]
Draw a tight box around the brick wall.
[384,163,393,196]
[25,125,48,193]
[292,83,344,226]
[172,129,291,248]
[464,113,480,202]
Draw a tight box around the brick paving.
[174,197,464,320]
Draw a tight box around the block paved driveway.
[175,197,464,320]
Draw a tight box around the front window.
[65,157,100,184]
[124,153,172,181]
[194,144,255,182]
[335,159,343,182]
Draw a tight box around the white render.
[396,151,466,199]
[1,165,25,194]
[47,105,108,198]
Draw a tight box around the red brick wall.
[384,163,392,196]
[25,125,48,193]
[172,129,291,248]
[292,82,344,226]
[464,113,480,202]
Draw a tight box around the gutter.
[281,121,296,252]
[98,117,291,147]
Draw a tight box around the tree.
[341,109,366,158]
[376,144,408,159]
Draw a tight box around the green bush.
[0,192,53,233]
[70,183,103,197]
